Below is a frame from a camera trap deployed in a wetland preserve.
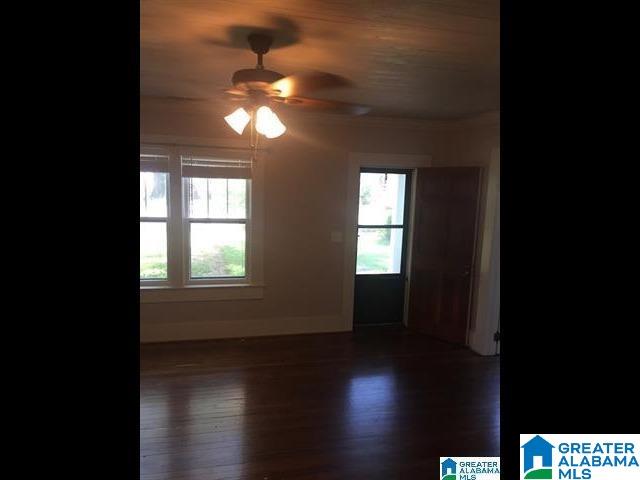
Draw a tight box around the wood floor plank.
[140,326,499,479]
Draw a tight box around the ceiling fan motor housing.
[231,68,284,88]
[230,33,285,92]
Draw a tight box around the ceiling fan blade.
[222,88,251,103]
[224,87,248,97]
[281,96,370,115]
[271,72,353,98]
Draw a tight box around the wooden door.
[408,167,481,344]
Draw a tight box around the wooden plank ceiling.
[141,0,499,120]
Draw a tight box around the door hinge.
[493,331,500,342]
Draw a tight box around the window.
[140,155,169,281]
[139,144,264,301]
[181,155,252,283]
[184,177,247,279]
[356,171,409,274]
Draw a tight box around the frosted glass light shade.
[224,108,251,135]
[255,106,286,139]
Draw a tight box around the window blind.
[181,155,252,179]
[140,154,169,172]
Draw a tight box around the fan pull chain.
[249,107,259,169]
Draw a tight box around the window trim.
[140,151,171,285]
[140,138,265,301]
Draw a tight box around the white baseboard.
[140,314,350,343]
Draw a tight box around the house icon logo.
[521,435,555,479]
[441,457,457,480]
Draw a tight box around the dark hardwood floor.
[140,326,499,479]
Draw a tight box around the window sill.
[140,284,264,303]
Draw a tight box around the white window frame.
[140,138,265,303]
[180,149,252,286]
[139,147,171,287]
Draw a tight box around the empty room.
[140,1,500,478]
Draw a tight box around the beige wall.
[140,98,499,345]
[438,112,500,167]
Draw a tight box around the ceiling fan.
[222,33,370,139]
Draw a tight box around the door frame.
[468,147,500,355]
[342,153,432,330]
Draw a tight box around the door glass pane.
[140,172,168,217]
[185,178,247,219]
[190,223,246,278]
[358,173,406,225]
[356,227,404,274]
[140,222,167,279]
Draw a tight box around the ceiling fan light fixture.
[224,107,251,134]
[255,106,286,139]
